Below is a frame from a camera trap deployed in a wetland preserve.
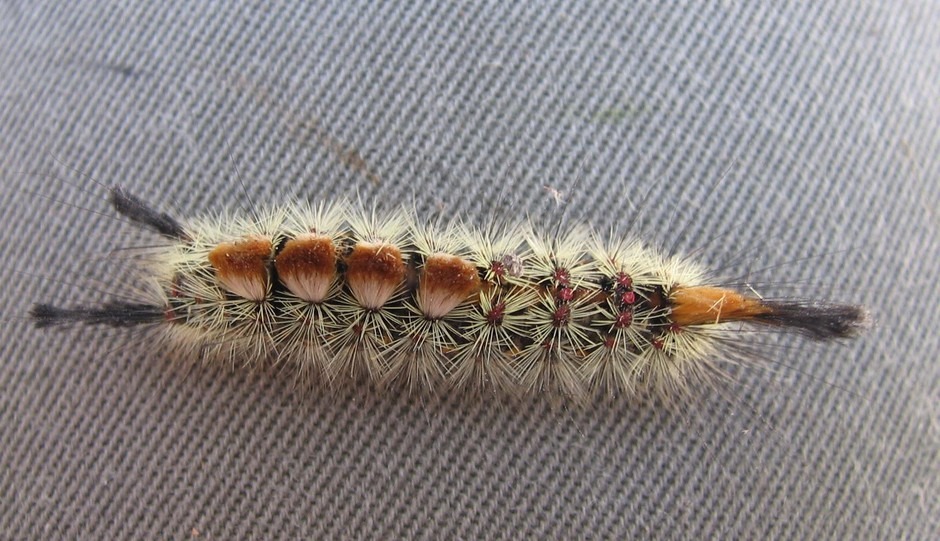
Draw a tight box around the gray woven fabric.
[1,2,937,539]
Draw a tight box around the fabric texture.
[1,2,937,539]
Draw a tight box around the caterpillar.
[30,184,869,404]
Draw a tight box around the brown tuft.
[344,242,406,309]
[418,253,481,319]
[275,234,337,303]
[207,237,274,302]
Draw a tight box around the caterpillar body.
[32,186,868,404]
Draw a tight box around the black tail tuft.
[755,300,870,340]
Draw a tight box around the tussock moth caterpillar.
[31,183,869,404]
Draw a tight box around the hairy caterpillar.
[31,185,868,404]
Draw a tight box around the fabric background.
[1,2,937,539]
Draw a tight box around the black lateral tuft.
[30,301,165,328]
[109,186,186,239]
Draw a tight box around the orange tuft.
[669,285,770,326]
